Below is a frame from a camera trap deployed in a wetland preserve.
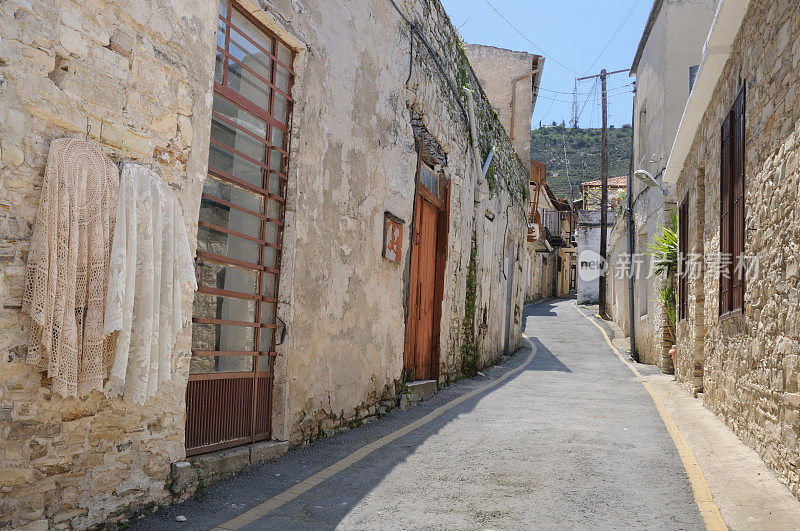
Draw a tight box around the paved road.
[137,299,702,530]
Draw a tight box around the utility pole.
[599,69,609,318]
[576,68,626,318]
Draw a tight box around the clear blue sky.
[440,0,653,129]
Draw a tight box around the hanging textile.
[22,138,119,397]
[104,163,197,405]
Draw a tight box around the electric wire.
[482,0,580,75]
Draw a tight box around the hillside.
[530,124,632,201]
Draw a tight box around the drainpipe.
[627,84,638,362]
[463,87,484,188]
[510,67,541,146]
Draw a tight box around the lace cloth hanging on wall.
[22,138,119,397]
[103,163,197,405]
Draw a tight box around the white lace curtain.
[104,163,197,405]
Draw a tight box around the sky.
[440,0,654,129]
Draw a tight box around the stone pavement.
[133,298,769,529]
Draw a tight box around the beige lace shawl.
[103,163,197,405]
[22,138,119,397]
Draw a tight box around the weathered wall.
[266,0,529,442]
[0,0,217,527]
[675,0,800,499]
[464,44,535,162]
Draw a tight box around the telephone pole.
[599,69,609,318]
[576,68,626,317]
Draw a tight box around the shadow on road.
[527,337,571,372]
[134,300,570,530]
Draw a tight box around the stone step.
[400,379,438,411]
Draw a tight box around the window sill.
[718,308,743,322]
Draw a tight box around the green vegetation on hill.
[530,124,632,201]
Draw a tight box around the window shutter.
[678,199,689,321]
[731,86,746,311]
[720,113,732,316]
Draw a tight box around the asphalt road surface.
[136,298,702,530]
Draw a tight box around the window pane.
[261,272,277,298]
[229,27,272,74]
[218,1,227,17]
[256,354,272,370]
[277,42,291,65]
[200,196,262,240]
[192,322,255,352]
[259,330,274,352]
[266,199,281,220]
[213,96,268,139]
[271,128,285,149]
[227,61,271,108]
[217,19,226,49]
[203,175,264,214]
[197,224,260,264]
[209,142,265,189]
[276,64,290,93]
[231,8,275,55]
[420,165,440,198]
[263,246,278,269]
[196,258,258,295]
[193,293,256,323]
[190,355,253,374]
[264,222,279,245]
[273,93,288,123]
[211,115,267,163]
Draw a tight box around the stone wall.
[464,44,536,162]
[0,0,217,527]
[675,0,800,499]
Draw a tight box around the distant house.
[579,176,627,211]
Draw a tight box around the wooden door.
[412,198,439,380]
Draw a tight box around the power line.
[482,0,580,75]
[582,0,647,75]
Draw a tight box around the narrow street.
[138,299,703,530]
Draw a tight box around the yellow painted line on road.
[212,327,540,530]
[573,303,728,531]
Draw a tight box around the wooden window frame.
[719,85,745,320]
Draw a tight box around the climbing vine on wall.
[460,231,479,376]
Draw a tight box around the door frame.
[403,141,450,382]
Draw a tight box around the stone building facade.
[666,0,800,500]
[607,0,716,366]
[0,0,532,527]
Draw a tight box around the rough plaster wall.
[675,0,800,499]
[624,0,713,367]
[464,44,534,162]
[607,217,631,336]
[261,0,528,442]
[0,0,217,527]
[576,210,615,305]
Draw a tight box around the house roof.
[580,176,628,188]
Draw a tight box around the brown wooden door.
[411,197,439,380]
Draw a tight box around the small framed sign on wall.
[383,211,404,264]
